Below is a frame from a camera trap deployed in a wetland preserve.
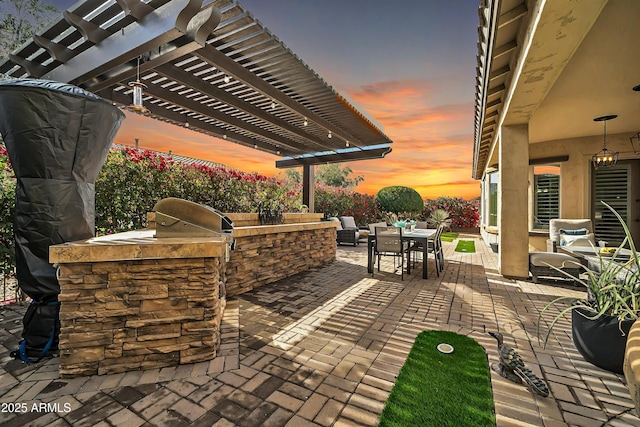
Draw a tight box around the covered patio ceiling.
[0,0,392,168]
[473,0,640,179]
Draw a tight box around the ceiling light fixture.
[328,131,332,139]
[303,117,308,126]
[271,101,276,109]
[127,56,149,114]
[592,114,618,169]
[345,141,350,147]
[223,75,230,84]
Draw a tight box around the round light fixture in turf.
[437,343,454,354]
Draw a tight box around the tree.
[316,163,363,188]
[284,168,302,184]
[0,0,58,61]
[375,186,423,216]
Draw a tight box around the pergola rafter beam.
[192,45,367,147]
[140,81,307,155]
[102,88,283,154]
[153,64,332,151]
[0,0,392,168]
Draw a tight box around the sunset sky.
[50,0,481,199]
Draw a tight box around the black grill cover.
[0,79,124,358]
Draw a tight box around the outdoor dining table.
[367,228,437,279]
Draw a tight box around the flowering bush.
[96,147,297,234]
[423,196,479,228]
[314,184,384,226]
[0,144,478,279]
[0,146,15,279]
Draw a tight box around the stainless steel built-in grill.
[154,197,234,260]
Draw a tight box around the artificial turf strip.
[379,331,496,427]
[440,232,459,242]
[455,240,476,253]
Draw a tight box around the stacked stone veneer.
[51,219,337,377]
[57,257,225,377]
[226,224,337,296]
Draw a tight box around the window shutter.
[534,174,559,229]
[594,166,629,246]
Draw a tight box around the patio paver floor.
[0,234,638,426]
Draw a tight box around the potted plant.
[427,209,452,230]
[538,201,640,374]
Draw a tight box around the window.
[532,165,560,230]
[488,172,498,227]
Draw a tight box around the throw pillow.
[561,233,595,247]
[559,228,588,236]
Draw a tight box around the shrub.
[95,147,298,234]
[0,146,15,279]
[423,196,479,228]
[375,186,423,216]
[314,184,385,226]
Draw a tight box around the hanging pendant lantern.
[127,56,149,115]
[591,115,618,169]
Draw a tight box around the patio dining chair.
[408,224,445,276]
[373,226,408,280]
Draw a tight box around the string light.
[328,131,332,139]
[303,118,308,126]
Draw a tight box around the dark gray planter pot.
[572,307,635,374]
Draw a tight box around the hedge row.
[0,146,479,277]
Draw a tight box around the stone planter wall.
[56,255,225,378]
[226,224,337,296]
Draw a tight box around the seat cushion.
[340,216,358,229]
[328,217,342,231]
[529,252,582,268]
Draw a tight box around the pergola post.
[303,165,315,213]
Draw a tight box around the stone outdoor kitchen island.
[49,213,337,378]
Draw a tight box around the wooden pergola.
[0,0,393,210]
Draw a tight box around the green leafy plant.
[375,186,423,217]
[538,201,640,347]
[314,184,383,225]
[0,145,15,279]
[423,196,479,228]
[0,0,58,61]
[427,209,452,228]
